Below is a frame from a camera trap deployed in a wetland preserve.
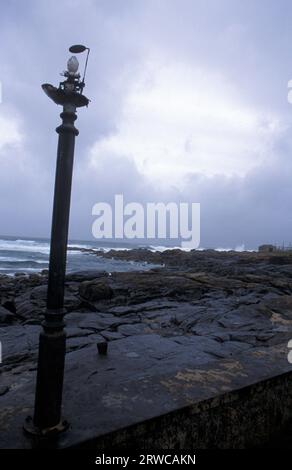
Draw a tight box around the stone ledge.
[1,338,292,449]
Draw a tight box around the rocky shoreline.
[1,249,292,385]
[2,247,292,449]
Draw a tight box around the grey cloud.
[1,0,292,248]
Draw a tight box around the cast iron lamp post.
[24,45,90,436]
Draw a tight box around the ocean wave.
[0,239,50,254]
[0,239,92,255]
[0,256,49,263]
[0,267,42,273]
[0,259,49,268]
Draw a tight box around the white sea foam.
[215,244,255,253]
[100,247,132,253]
[0,239,92,255]
[148,243,255,253]
[0,239,50,254]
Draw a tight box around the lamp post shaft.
[47,104,78,310]
[24,45,89,438]
[32,103,78,432]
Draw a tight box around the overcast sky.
[1,0,292,249]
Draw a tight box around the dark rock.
[79,280,113,302]
[108,306,136,316]
[29,285,81,312]
[229,332,257,345]
[118,323,150,336]
[28,274,43,286]
[30,285,47,300]
[268,256,292,265]
[109,300,179,317]
[66,311,123,331]
[264,296,292,319]
[67,334,99,352]
[0,386,9,396]
[100,331,124,341]
[0,325,40,365]
[14,299,43,321]
[256,332,275,342]
[0,306,15,325]
[1,299,16,314]
[66,270,107,282]
[63,294,82,312]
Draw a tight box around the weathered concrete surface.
[0,340,292,449]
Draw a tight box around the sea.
[0,236,159,275]
[0,236,250,275]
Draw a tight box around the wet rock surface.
[1,249,292,448]
[1,250,292,377]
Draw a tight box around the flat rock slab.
[1,337,292,449]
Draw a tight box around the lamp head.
[67,56,79,74]
[42,44,90,107]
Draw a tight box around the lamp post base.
[23,415,69,438]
